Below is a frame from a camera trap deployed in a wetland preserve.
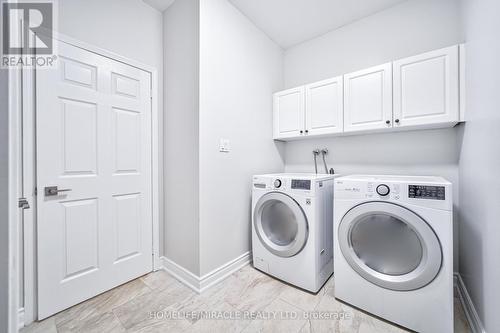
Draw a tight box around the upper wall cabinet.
[393,45,459,129]
[272,44,464,141]
[273,87,305,139]
[305,76,343,136]
[273,77,344,139]
[343,63,393,133]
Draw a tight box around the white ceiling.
[142,0,175,12]
[228,0,408,48]
[143,0,408,48]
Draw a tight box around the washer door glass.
[338,202,442,291]
[254,192,308,257]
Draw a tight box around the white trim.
[18,308,24,328]
[454,273,486,333]
[21,63,36,327]
[52,32,157,73]
[459,43,466,121]
[161,257,201,292]
[19,32,162,322]
[150,69,161,271]
[8,57,22,333]
[199,252,252,292]
[161,252,252,293]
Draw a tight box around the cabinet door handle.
[300,130,304,134]
[386,120,391,124]
[305,130,309,134]
[395,119,400,124]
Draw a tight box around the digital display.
[291,179,311,190]
[408,185,445,200]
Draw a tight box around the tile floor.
[21,265,471,333]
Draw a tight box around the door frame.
[16,32,162,326]
[7,44,22,333]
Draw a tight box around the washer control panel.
[291,179,311,190]
[253,176,315,192]
[409,185,445,200]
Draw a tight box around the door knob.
[44,186,72,196]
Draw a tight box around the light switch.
[219,138,230,153]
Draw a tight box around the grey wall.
[162,0,285,276]
[458,0,500,331]
[163,0,201,275]
[0,68,10,333]
[284,0,463,88]
[282,0,464,270]
[59,0,163,71]
[198,0,285,275]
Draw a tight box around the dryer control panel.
[334,176,452,211]
[408,185,445,200]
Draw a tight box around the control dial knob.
[274,179,282,188]
[376,184,390,196]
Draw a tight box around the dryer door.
[254,192,309,258]
[338,202,442,291]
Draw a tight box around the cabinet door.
[305,76,343,136]
[393,45,459,128]
[344,63,393,133]
[273,87,305,139]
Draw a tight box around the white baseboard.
[199,252,252,292]
[161,252,252,293]
[18,307,25,328]
[454,273,486,333]
[160,257,201,292]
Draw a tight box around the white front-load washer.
[252,173,338,292]
[334,175,453,333]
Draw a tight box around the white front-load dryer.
[334,175,453,333]
[252,173,338,292]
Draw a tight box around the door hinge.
[18,198,30,209]
[34,187,38,196]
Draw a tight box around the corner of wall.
[163,0,202,276]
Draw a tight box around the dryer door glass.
[254,192,308,257]
[350,214,423,275]
[338,202,442,291]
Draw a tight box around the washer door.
[254,192,308,258]
[338,202,442,291]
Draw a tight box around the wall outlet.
[219,138,230,152]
